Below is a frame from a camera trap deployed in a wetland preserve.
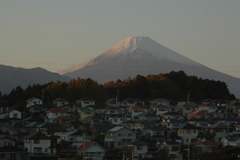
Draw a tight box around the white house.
[76,141,106,160]
[26,97,42,108]
[24,132,57,155]
[153,104,176,116]
[204,122,233,143]
[45,107,67,123]
[175,123,199,145]
[108,114,131,125]
[126,140,150,160]
[222,136,240,147]
[76,97,95,108]
[122,98,145,108]
[105,126,136,149]
[176,103,197,115]
[198,103,218,113]
[149,98,170,106]
[53,98,69,107]
[0,110,21,119]
[126,105,145,121]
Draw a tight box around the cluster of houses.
[0,96,240,160]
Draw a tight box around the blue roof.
[143,126,166,131]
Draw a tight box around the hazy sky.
[1,1,240,78]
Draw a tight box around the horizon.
[1,1,240,79]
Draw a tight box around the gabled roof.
[187,111,206,115]
[126,105,145,110]
[137,113,159,118]
[108,126,124,132]
[143,126,166,131]
[26,97,41,101]
[161,111,182,116]
[162,140,181,145]
[53,98,69,102]
[55,116,74,121]
[105,106,121,110]
[153,104,175,109]
[36,123,68,132]
[174,123,199,129]
[24,132,51,139]
[76,141,95,151]
[192,139,220,145]
[46,107,67,113]
[204,122,230,129]
[93,124,114,132]
[149,98,170,103]
[127,139,149,145]
[77,97,95,101]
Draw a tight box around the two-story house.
[52,98,69,107]
[158,140,181,159]
[26,97,42,108]
[176,103,197,116]
[153,104,176,116]
[161,119,186,129]
[126,140,149,159]
[105,126,136,149]
[204,122,233,143]
[126,105,145,121]
[45,107,68,123]
[77,108,95,122]
[122,98,145,108]
[149,98,170,107]
[76,97,95,108]
[174,123,200,145]
[187,111,207,119]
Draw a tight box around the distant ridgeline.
[2,71,235,107]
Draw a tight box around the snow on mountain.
[64,36,240,98]
[89,36,201,66]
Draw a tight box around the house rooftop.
[204,122,230,129]
[192,139,220,145]
[93,124,114,132]
[161,111,182,116]
[187,111,206,115]
[76,141,95,151]
[143,126,166,131]
[174,123,199,129]
[126,105,145,110]
[46,107,67,113]
[53,98,69,102]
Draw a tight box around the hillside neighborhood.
[0,96,240,160]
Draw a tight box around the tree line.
[1,71,236,109]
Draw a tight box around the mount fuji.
[64,36,240,98]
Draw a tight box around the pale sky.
[1,0,240,78]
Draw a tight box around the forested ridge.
[1,71,236,107]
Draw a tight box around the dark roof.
[70,120,84,126]
[219,117,239,121]
[153,104,175,109]
[78,97,95,101]
[85,115,102,120]
[0,146,26,153]
[161,111,182,116]
[204,122,230,129]
[137,113,159,118]
[29,104,50,108]
[143,126,166,131]
[93,124,114,131]
[26,97,40,101]
[228,136,240,142]
[174,123,199,129]
[53,98,69,102]
[24,132,51,139]
[127,139,149,145]
[187,118,209,122]
[86,105,103,109]
[162,139,181,145]
[36,123,68,132]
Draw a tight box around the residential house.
[68,120,85,131]
[136,113,160,121]
[222,136,240,147]
[153,104,176,116]
[28,104,49,114]
[0,146,27,160]
[85,115,102,129]
[78,108,95,122]
[126,140,149,160]
[158,140,181,159]
[52,98,69,107]
[177,99,196,105]
[176,103,197,116]
[0,135,16,147]
[187,111,207,119]
[187,118,209,127]
[24,132,57,155]
[26,97,42,108]
[108,113,131,125]
[198,103,218,113]
[106,98,121,107]
[76,141,106,160]
[219,117,239,126]
[149,98,170,107]
[161,112,184,120]
[0,98,9,114]
[92,124,114,139]
[126,105,145,121]
[204,122,233,143]
[55,116,74,128]
[192,139,220,153]
[76,97,95,108]
[175,123,200,145]
[59,130,91,148]
[161,119,186,129]
[45,107,68,123]
[122,98,145,108]
[143,126,167,140]
[105,126,136,149]
[36,123,68,136]
[0,110,21,119]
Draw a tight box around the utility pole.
[83,133,85,160]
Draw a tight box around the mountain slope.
[0,65,71,94]
[64,36,240,98]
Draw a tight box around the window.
[45,148,48,152]
[84,102,89,104]
[85,112,90,115]
[186,130,191,134]
[118,133,121,136]
[128,134,131,136]
[13,114,17,117]
[34,147,42,155]
[186,138,188,143]
[56,113,58,115]
[34,139,40,144]
[137,145,142,150]
[110,111,115,113]
[193,130,196,133]
[118,142,121,146]
[4,142,13,146]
